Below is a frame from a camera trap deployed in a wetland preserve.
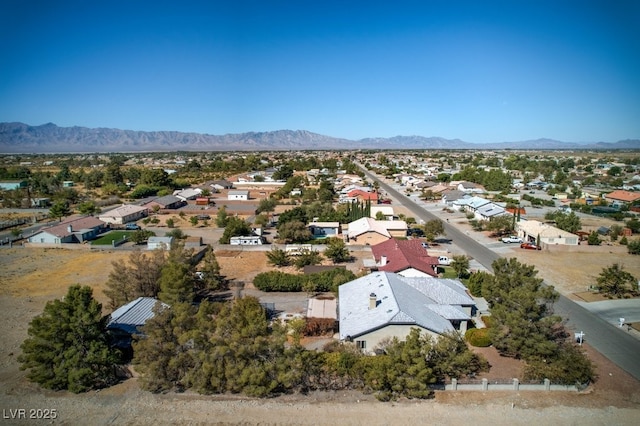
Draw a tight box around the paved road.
[362,166,640,381]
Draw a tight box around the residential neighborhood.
[1,148,640,417]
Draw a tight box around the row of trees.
[133,297,489,400]
[104,244,225,309]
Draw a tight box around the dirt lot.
[1,228,640,423]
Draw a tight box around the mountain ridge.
[0,122,638,153]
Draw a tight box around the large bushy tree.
[195,246,226,293]
[323,237,351,263]
[219,217,252,244]
[158,245,197,305]
[595,263,637,297]
[18,285,120,393]
[482,258,594,384]
[483,258,560,359]
[104,249,166,309]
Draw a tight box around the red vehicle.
[520,242,541,250]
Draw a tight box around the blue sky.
[1,0,639,143]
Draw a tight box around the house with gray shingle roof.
[27,216,107,244]
[98,204,148,225]
[142,195,184,210]
[339,272,475,353]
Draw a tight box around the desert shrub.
[465,328,492,347]
[304,318,336,336]
[627,239,640,255]
[480,315,495,328]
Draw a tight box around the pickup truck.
[501,236,522,243]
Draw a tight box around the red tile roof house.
[347,189,379,203]
[371,239,440,277]
[604,190,640,206]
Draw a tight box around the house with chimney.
[370,239,439,277]
[338,272,476,353]
[28,216,108,244]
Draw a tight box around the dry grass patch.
[0,248,129,305]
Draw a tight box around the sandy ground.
[1,218,640,424]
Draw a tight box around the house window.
[356,340,366,351]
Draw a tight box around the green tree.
[140,168,171,187]
[133,301,196,392]
[130,229,156,245]
[196,246,226,292]
[158,245,196,305]
[485,215,514,236]
[595,263,637,297]
[554,211,581,234]
[423,219,445,241]
[277,220,312,243]
[18,285,120,393]
[450,255,470,278]
[49,200,71,221]
[256,197,277,215]
[428,332,489,381]
[369,328,436,400]
[219,217,253,244]
[77,200,100,216]
[324,237,351,263]
[184,297,287,396]
[523,340,595,385]
[587,231,601,246]
[266,246,291,267]
[483,258,560,359]
[294,249,323,269]
[216,206,229,227]
[190,215,199,226]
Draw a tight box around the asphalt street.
[360,166,640,382]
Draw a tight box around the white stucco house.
[516,219,579,246]
[339,272,475,353]
[28,216,108,244]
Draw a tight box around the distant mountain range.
[0,122,638,153]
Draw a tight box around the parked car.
[501,236,523,243]
[197,214,211,220]
[438,256,451,266]
[125,223,141,230]
[520,242,541,250]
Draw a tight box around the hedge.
[465,328,492,347]
[253,269,356,292]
